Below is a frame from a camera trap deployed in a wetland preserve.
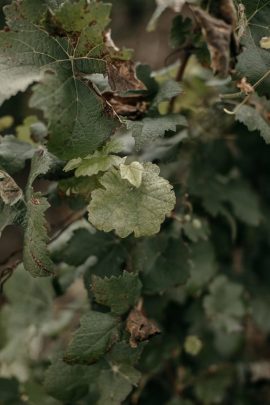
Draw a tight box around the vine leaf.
[0,0,119,160]
[64,138,125,177]
[203,275,245,333]
[44,357,100,402]
[127,114,187,150]
[119,162,143,188]
[88,163,176,238]
[91,271,142,315]
[133,235,190,294]
[96,365,140,405]
[236,1,270,96]
[23,147,54,277]
[235,104,270,144]
[64,311,120,365]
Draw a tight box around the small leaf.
[91,271,142,315]
[0,135,35,174]
[88,163,176,238]
[119,162,143,188]
[64,311,120,365]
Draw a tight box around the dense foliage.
[0,0,270,403]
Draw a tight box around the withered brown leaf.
[0,170,23,206]
[107,60,146,93]
[190,5,234,77]
[126,308,160,348]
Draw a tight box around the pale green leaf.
[119,162,143,188]
[64,138,125,177]
[91,271,142,315]
[88,163,176,238]
[64,311,120,365]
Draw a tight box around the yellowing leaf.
[88,163,176,238]
[120,162,143,188]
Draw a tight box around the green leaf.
[236,1,270,96]
[96,365,140,405]
[0,378,24,405]
[64,311,120,365]
[44,357,100,402]
[187,241,217,293]
[203,275,245,333]
[64,138,125,177]
[119,161,143,188]
[88,163,176,238]
[51,223,128,279]
[23,147,54,277]
[235,104,270,144]
[133,235,190,294]
[170,15,192,49]
[0,201,24,237]
[0,0,118,160]
[195,369,233,404]
[153,80,182,106]
[91,271,142,315]
[127,114,187,150]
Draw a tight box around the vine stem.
[223,68,270,115]
[168,50,191,113]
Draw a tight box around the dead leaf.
[0,170,23,206]
[104,92,148,119]
[237,77,254,95]
[107,60,146,93]
[126,308,160,348]
[190,6,233,77]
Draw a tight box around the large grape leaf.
[88,163,176,238]
[64,311,120,365]
[0,0,119,160]
[23,148,54,277]
[236,0,270,96]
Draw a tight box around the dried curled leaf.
[191,6,233,76]
[0,170,22,206]
[126,308,160,348]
